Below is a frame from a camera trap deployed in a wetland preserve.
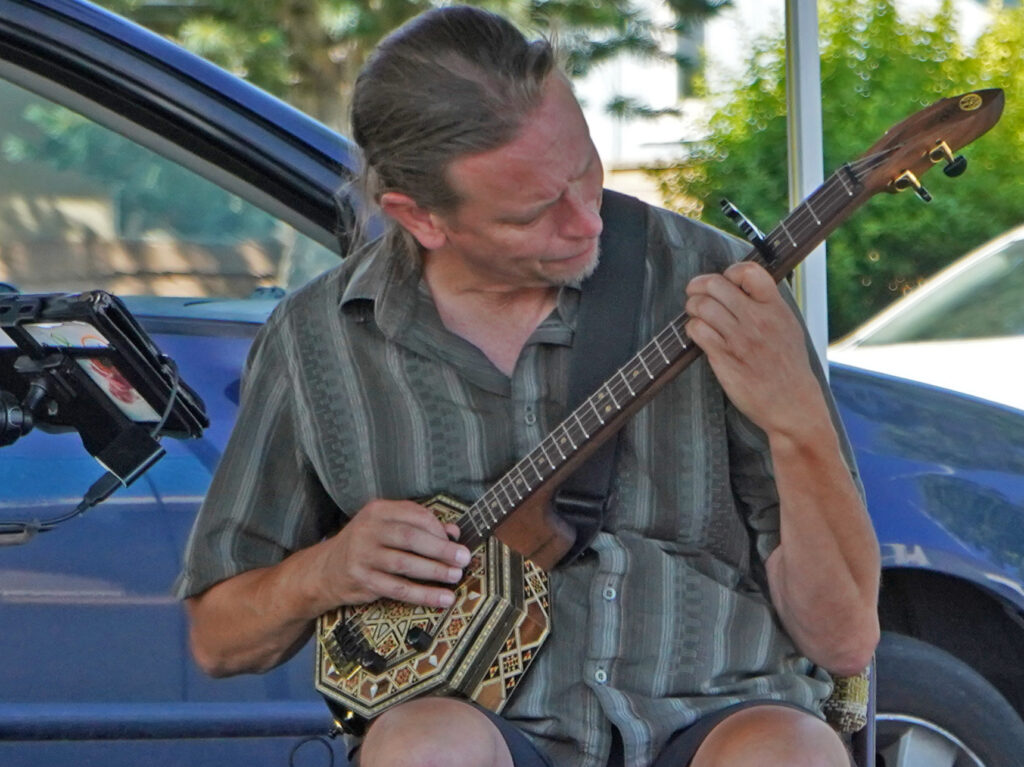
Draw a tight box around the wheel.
[875,631,1024,767]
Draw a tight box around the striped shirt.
[176,202,848,766]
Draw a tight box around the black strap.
[554,189,647,563]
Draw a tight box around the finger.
[686,289,742,330]
[372,545,466,586]
[363,501,471,568]
[686,272,749,315]
[367,570,459,609]
[684,278,747,349]
[443,522,462,541]
[380,520,471,568]
[723,261,779,301]
[683,313,725,353]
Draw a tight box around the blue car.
[0,1,1021,765]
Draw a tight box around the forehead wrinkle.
[444,74,595,219]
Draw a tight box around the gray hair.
[344,5,557,259]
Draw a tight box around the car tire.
[875,631,1024,766]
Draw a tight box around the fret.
[513,465,532,494]
[539,441,557,469]
[558,422,577,451]
[804,199,821,226]
[778,219,798,248]
[668,321,687,350]
[588,397,606,425]
[483,494,502,524]
[618,368,636,397]
[653,335,671,365]
[498,481,516,508]
[573,411,590,440]
[638,353,654,379]
[603,383,620,410]
[550,434,566,460]
[464,510,484,539]
[508,469,523,497]
[528,453,545,483]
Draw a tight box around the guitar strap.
[554,189,647,564]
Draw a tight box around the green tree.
[99,0,731,131]
[653,0,1024,338]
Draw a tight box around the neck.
[422,259,558,376]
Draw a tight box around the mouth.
[548,241,599,266]
[539,242,601,285]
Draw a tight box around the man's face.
[432,75,604,290]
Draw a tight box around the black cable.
[0,471,121,544]
[150,356,180,438]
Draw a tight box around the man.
[176,6,880,766]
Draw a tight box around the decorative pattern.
[822,665,871,734]
[315,495,550,732]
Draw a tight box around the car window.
[0,76,340,298]
[861,239,1024,345]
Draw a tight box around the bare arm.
[685,261,880,675]
[185,500,471,677]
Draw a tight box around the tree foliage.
[98,0,730,132]
[653,0,1024,338]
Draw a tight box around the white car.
[830,225,1024,412]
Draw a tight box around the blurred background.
[3,0,1022,339]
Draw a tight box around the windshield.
[861,239,1024,345]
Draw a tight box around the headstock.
[857,88,1005,201]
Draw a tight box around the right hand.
[315,499,471,610]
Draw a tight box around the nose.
[558,188,603,240]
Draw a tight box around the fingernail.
[447,567,462,583]
[439,591,455,608]
[454,547,471,567]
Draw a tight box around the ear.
[379,192,449,251]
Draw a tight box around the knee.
[360,698,509,767]
[691,705,849,767]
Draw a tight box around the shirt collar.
[339,237,580,344]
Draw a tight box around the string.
[460,147,899,543]
[326,146,901,668]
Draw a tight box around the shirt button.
[602,586,617,601]
[594,668,608,685]
[524,407,537,426]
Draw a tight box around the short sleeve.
[174,320,338,599]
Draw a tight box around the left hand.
[684,261,821,435]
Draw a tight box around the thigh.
[683,702,850,767]
[652,702,849,767]
[350,698,552,767]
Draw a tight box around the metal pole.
[785,0,830,375]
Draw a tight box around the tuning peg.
[929,140,968,178]
[892,170,932,202]
[943,155,968,177]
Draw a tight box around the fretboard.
[458,148,896,551]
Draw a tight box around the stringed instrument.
[315,88,1005,735]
